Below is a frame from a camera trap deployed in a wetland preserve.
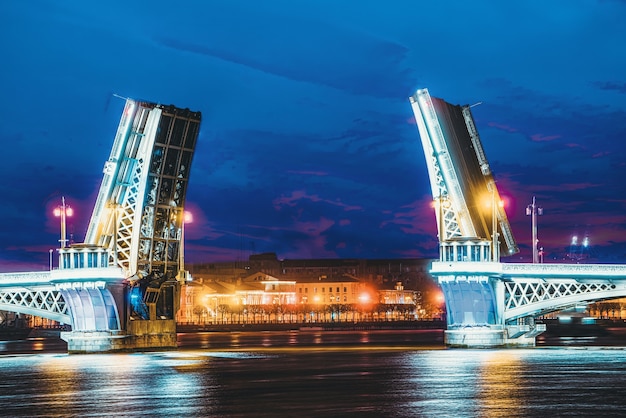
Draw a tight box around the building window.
[322,287,325,292]
[343,287,347,292]
[336,287,340,293]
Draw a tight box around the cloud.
[594,81,626,94]
[530,134,561,142]
[154,24,413,99]
[273,190,362,212]
[487,122,518,133]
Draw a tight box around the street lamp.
[435,195,451,241]
[487,183,503,262]
[526,196,543,263]
[53,197,73,248]
[178,210,193,281]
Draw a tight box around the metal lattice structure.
[410,89,468,241]
[504,280,625,321]
[0,270,124,329]
[84,99,201,279]
[432,261,626,324]
[0,98,201,335]
[0,287,70,324]
[409,88,518,256]
[407,88,626,346]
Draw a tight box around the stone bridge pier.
[432,258,626,348]
[438,275,544,348]
[55,246,179,353]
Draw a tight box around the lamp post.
[435,195,451,261]
[178,210,193,281]
[526,196,543,263]
[487,183,502,262]
[53,197,73,248]
[112,203,119,267]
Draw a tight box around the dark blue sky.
[2,1,626,271]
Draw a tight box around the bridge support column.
[444,325,544,348]
[439,275,545,348]
[61,320,177,353]
[59,281,179,353]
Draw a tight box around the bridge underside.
[60,288,120,331]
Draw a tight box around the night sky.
[2,1,626,272]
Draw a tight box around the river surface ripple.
[0,330,625,417]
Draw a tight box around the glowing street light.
[178,210,193,281]
[53,197,73,248]
[486,183,503,262]
[434,195,451,242]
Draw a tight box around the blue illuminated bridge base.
[0,247,179,353]
[432,261,626,348]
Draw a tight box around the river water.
[1,331,626,417]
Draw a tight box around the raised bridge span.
[0,98,201,353]
[410,88,626,347]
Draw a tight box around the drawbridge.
[0,98,201,352]
[410,88,626,347]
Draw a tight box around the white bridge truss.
[85,100,163,276]
[0,270,123,329]
[410,89,471,240]
[433,261,626,323]
[0,286,70,324]
[504,280,626,321]
[84,99,201,280]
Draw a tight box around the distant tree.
[192,305,207,323]
[217,304,229,323]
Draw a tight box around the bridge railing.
[500,263,626,278]
[0,271,52,285]
[0,266,125,287]
[432,261,626,279]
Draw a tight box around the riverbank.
[177,319,446,333]
[8,318,626,343]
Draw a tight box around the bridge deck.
[0,267,125,288]
[432,262,626,280]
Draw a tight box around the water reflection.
[401,349,626,418]
[1,333,626,417]
[477,351,524,418]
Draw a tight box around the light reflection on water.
[1,334,626,417]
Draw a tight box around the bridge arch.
[60,287,120,331]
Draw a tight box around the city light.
[178,210,193,282]
[358,292,371,304]
[53,197,73,248]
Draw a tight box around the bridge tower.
[409,88,539,347]
[59,98,201,352]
